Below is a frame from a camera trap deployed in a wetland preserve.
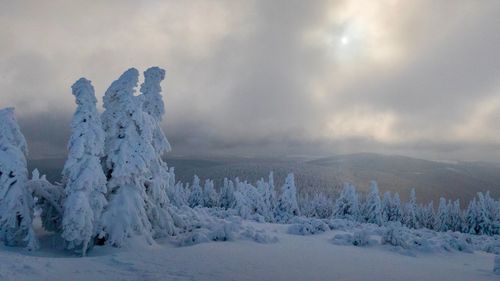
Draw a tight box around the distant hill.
[28,153,500,205]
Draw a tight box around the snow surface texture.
[0,219,497,281]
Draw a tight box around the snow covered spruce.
[0,108,38,250]
[0,67,499,258]
[61,78,107,255]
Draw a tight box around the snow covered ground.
[0,220,497,281]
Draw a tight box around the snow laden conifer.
[219,178,236,209]
[61,78,107,255]
[448,199,463,232]
[435,197,450,232]
[308,193,334,219]
[418,202,435,229]
[464,198,479,234]
[362,181,383,225]
[403,188,418,229]
[390,193,403,223]
[139,66,175,238]
[333,183,359,220]
[234,179,266,221]
[381,191,392,223]
[99,68,155,246]
[203,179,218,208]
[0,108,38,250]
[257,175,277,221]
[275,173,300,223]
[476,192,496,235]
[188,175,204,208]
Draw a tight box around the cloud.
[1,0,499,161]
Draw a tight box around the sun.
[341,36,349,45]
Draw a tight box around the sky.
[1,0,500,161]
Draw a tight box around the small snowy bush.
[240,226,278,244]
[288,218,329,236]
[381,222,410,249]
[352,229,377,247]
[331,233,354,246]
[327,218,359,231]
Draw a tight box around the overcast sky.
[1,0,500,161]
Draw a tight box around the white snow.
[0,219,497,281]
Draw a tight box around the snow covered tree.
[203,179,218,208]
[481,192,499,235]
[219,178,236,209]
[188,175,204,208]
[61,78,107,255]
[390,193,403,223]
[233,179,266,221]
[418,202,435,230]
[140,67,171,153]
[434,197,450,232]
[464,198,479,234]
[381,191,393,223]
[309,193,334,219]
[476,192,495,235]
[402,188,418,229]
[169,181,189,208]
[256,174,277,221]
[0,108,38,250]
[139,66,175,238]
[448,199,463,232]
[28,169,64,233]
[333,183,359,220]
[275,173,300,223]
[99,68,155,247]
[362,181,383,225]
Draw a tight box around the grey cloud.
[1,0,500,161]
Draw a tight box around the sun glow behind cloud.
[1,0,500,160]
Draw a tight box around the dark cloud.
[1,0,500,161]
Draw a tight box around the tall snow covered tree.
[434,197,450,232]
[275,173,300,222]
[99,68,155,247]
[333,183,359,220]
[464,198,479,234]
[0,108,38,250]
[219,178,236,209]
[381,191,393,223]
[403,188,418,229]
[257,175,277,222]
[139,66,175,238]
[309,193,334,219]
[418,202,435,230]
[140,67,171,153]
[362,181,383,225]
[61,78,107,255]
[188,175,204,208]
[476,192,496,235]
[448,199,463,232]
[390,193,403,223]
[203,179,218,208]
[234,179,266,221]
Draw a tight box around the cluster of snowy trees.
[1,66,498,256]
[166,172,299,224]
[169,173,500,236]
[303,182,498,236]
[0,67,180,254]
